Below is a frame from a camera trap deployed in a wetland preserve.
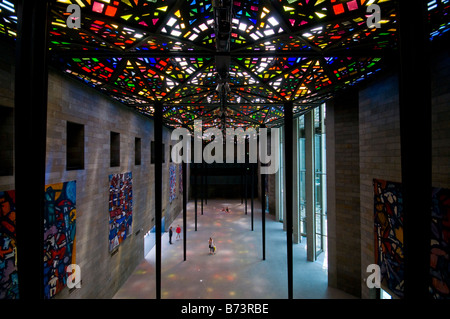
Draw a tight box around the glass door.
[314,104,327,258]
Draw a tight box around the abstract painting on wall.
[109,172,133,252]
[43,181,76,299]
[0,190,18,299]
[373,179,404,298]
[430,187,450,299]
[169,164,176,203]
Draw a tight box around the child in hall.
[176,225,181,240]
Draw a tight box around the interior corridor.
[114,199,355,299]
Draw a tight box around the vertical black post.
[245,164,248,215]
[205,162,208,205]
[201,161,204,215]
[251,163,254,231]
[261,173,266,260]
[284,101,294,300]
[14,0,50,300]
[241,164,244,204]
[183,161,187,261]
[398,0,431,300]
[154,103,163,300]
[260,125,266,260]
[194,163,198,231]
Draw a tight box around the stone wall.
[0,44,185,298]
[327,90,361,297]
[358,73,401,299]
[325,48,450,299]
[431,50,450,189]
[358,49,450,298]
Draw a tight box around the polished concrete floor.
[113,199,356,299]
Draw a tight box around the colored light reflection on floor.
[114,199,355,299]
[167,273,177,280]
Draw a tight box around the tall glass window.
[314,104,327,258]
[298,115,306,236]
[278,104,327,259]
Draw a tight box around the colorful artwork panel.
[373,179,404,298]
[109,172,133,252]
[0,190,18,299]
[431,187,450,299]
[43,181,76,299]
[169,164,176,203]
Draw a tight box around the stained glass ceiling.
[1,0,449,130]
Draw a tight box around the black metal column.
[251,163,254,231]
[260,125,266,260]
[284,101,294,300]
[14,0,50,300]
[398,0,431,300]
[154,102,163,300]
[183,161,187,261]
[245,164,248,215]
[205,162,208,205]
[194,163,198,231]
[201,161,204,215]
[261,173,266,260]
[241,164,244,204]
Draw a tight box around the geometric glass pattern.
[1,0,449,130]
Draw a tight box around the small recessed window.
[110,131,120,167]
[66,121,85,170]
[135,137,141,166]
[0,106,14,176]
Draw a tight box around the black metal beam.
[398,0,431,300]
[213,0,232,53]
[14,0,51,300]
[154,102,163,300]
[50,49,395,59]
[284,101,294,300]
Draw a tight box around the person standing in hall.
[208,237,215,255]
[176,225,181,240]
[169,226,173,244]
